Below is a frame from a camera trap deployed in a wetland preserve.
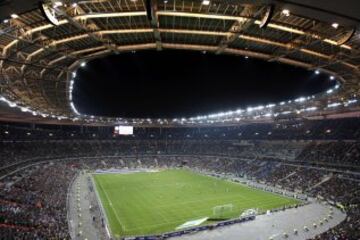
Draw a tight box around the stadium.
[0,0,359,239]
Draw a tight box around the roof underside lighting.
[281,9,290,17]
[11,13,19,19]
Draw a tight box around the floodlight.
[281,9,290,17]
[202,0,210,5]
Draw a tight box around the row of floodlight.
[0,71,347,126]
[49,1,79,8]
[184,96,357,124]
[2,13,18,23]
[1,131,56,136]
[47,93,358,125]
[315,70,336,82]
[188,84,339,122]
[68,61,87,115]
[73,60,340,124]
[0,95,69,120]
[69,76,80,115]
[281,9,340,29]
[327,99,358,109]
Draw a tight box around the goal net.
[212,204,234,219]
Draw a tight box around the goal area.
[212,204,234,219]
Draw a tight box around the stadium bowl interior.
[0,0,359,240]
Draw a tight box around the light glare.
[282,9,290,17]
[202,0,210,5]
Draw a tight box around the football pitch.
[93,169,300,237]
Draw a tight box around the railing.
[90,173,113,240]
[66,172,79,240]
[2,153,360,180]
[123,216,256,240]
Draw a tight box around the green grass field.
[93,169,300,237]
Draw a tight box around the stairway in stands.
[307,173,333,191]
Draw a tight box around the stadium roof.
[0,0,359,126]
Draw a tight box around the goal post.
[212,204,234,219]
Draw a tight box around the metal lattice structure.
[0,0,359,126]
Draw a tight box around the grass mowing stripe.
[93,169,300,237]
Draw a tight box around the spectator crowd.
[0,118,359,239]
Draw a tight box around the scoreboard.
[114,126,133,135]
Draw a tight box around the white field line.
[97,172,299,235]
[124,197,295,231]
[95,176,125,233]
[91,175,116,239]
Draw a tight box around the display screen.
[114,126,133,135]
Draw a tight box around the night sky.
[73,50,335,118]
